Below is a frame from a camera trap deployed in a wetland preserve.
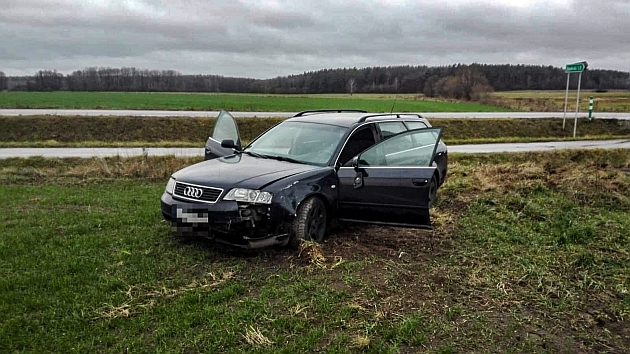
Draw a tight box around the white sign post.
[562,61,588,137]
[562,74,570,129]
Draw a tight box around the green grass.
[1,151,629,352]
[0,91,507,112]
[1,116,628,147]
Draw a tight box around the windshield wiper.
[243,150,305,164]
[264,155,304,164]
[242,150,268,159]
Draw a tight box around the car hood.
[172,153,321,190]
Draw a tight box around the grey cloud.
[0,0,628,77]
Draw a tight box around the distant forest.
[1,64,629,99]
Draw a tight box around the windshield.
[245,121,346,166]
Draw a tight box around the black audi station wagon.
[161,110,448,249]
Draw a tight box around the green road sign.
[565,61,588,73]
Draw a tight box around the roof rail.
[357,113,423,123]
[293,109,367,117]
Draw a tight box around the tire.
[428,174,439,208]
[289,197,327,247]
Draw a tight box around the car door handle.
[412,178,429,186]
[353,172,364,189]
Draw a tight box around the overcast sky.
[1,0,628,77]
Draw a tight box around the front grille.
[173,182,223,203]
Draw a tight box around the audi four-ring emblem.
[183,186,203,198]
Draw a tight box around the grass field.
[1,116,628,147]
[487,90,630,112]
[1,151,629,352]
[0,92,507,112]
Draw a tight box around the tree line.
[0,71,7,91]
[1,64,629,100]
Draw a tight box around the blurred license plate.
[176,208,209,223]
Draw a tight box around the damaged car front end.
[161,156,337,248]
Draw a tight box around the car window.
[374,122,414,157]
[405,121,428,130]
[213,111,239,143]
[358,129,440,167]
[378,122,407,139]
[246,121,345,166]
[338,125,376,166]
[250,124,297,154]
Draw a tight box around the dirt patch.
[325,226,436,259]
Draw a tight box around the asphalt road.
[447,139,630,153]
[1,139,628,159]
[1,109,629,120]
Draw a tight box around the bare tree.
[423,75,439,97]
[347,78,356,96]
[30,70,64,91]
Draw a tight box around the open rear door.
[204,111,242,160]
[337,128,442,229]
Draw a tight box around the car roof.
[287,112,428,128]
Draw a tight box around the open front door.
[204,111,242,160]
[337,128,442,229]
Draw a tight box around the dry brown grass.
[242,326,274,347]
[2,116,628,147]
[485,90,630,112]
[443,150,630,199]
[96,303,133,320]
[288,304,310,318]
[95,271,234,320]
[145,271,234,299]
[68,156,198,180]
[351,334,371,349]
[0,116,283,143]
[0,156,202,183]
[296,240,327,269]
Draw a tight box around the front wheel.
[289,197,327,247]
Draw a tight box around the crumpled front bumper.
[160,192,292,249]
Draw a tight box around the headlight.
[165,177,176,194]
[223,188,273,204]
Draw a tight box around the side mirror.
[351,156,359,170]
[221,139,240,150]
